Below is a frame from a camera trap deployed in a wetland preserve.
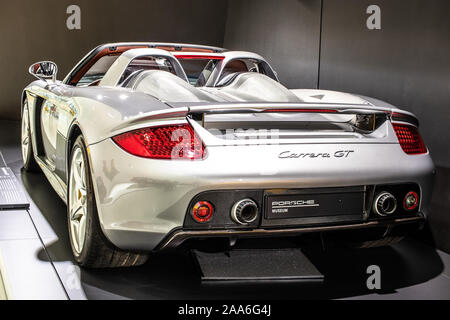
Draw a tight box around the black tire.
[21,100,40,172]
[68,136,148,268]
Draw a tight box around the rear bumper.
[157,216,425,250]
[87,138,434,251]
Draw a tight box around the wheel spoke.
[80,161,86,187]
[78,187,87,205]
[21,105,30,163]
[71,202,84,221]
[69,147,88,255]
[78,215,86,248]
[73,160,84,188]
[71,220,80,252]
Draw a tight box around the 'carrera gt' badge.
[278,150,355,159]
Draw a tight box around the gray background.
[224,0,321,89]
[0,0,449,251]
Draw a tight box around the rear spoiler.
[187,103,420,126]
[189,103,389,115]
[111,103,420,133]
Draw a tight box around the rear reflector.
[113,124,206,160]
[392,124,427,155]
[403,191,419,211]
[192,201,214,223]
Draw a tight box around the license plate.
[265,191,364,220]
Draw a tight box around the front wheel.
[68,136,148,268]
[21,100,40,172]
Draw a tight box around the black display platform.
[193,248,324,282]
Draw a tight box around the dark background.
[0,0,228,120]
[0,0,449,251]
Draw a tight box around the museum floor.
[0,120,449,300]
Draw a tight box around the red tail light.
[392,124,427,155]
[113,124,206,160]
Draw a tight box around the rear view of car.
[22,43,434,268]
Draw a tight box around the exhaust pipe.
[231,199,259,225]
[373,192,397,216]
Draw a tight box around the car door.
[40,98,58,169]
[39,84,75,177]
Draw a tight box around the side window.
[77,55,119,87]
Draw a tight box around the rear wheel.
[21,100,40,172]
[68,136,148,268]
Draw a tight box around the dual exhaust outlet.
[230,191,415,224]
[193,191,418,224]
[230,190,417,223]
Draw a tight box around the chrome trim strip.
[158,216,424,250]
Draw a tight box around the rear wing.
[111,103,420,134]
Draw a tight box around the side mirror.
[29,61,58,82]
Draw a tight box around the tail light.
[192,201,214,223]
[392,124,427,155]
[113,124,206,160]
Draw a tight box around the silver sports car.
[21,42,434,268]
